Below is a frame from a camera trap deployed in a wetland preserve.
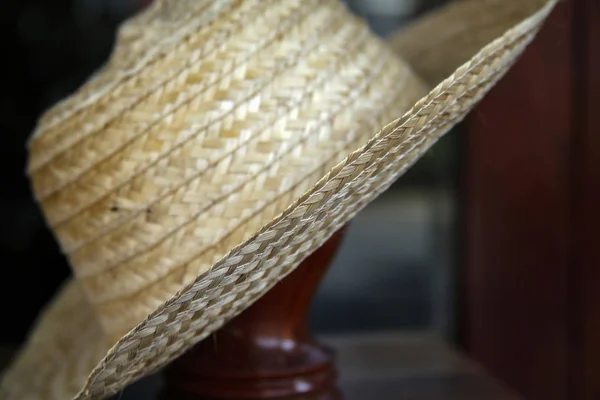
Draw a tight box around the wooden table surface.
[1,332,523,399]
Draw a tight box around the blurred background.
[0,0,458,345]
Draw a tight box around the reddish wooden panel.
[462,3,574,400]
[569,0,600,398]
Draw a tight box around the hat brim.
[1,0,557,399]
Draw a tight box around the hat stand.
[160,226,348,399]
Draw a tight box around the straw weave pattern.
[0,0,557,399]
[27,0,239,160]
[27,0,427,337]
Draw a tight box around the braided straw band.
[0,0,557,399]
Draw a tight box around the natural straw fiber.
[32,0,428,338]
[0,0,557,399]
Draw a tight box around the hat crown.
[26,0,426,337]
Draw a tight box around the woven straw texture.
[28,0,428,339]
[0,0,557,399]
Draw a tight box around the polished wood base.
[161,228,348,399]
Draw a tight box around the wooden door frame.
[461,0,599,399]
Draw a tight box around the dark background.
[0,0,136,343]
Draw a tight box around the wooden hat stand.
[160,227,348,399]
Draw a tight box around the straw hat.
[1,0,556,398]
